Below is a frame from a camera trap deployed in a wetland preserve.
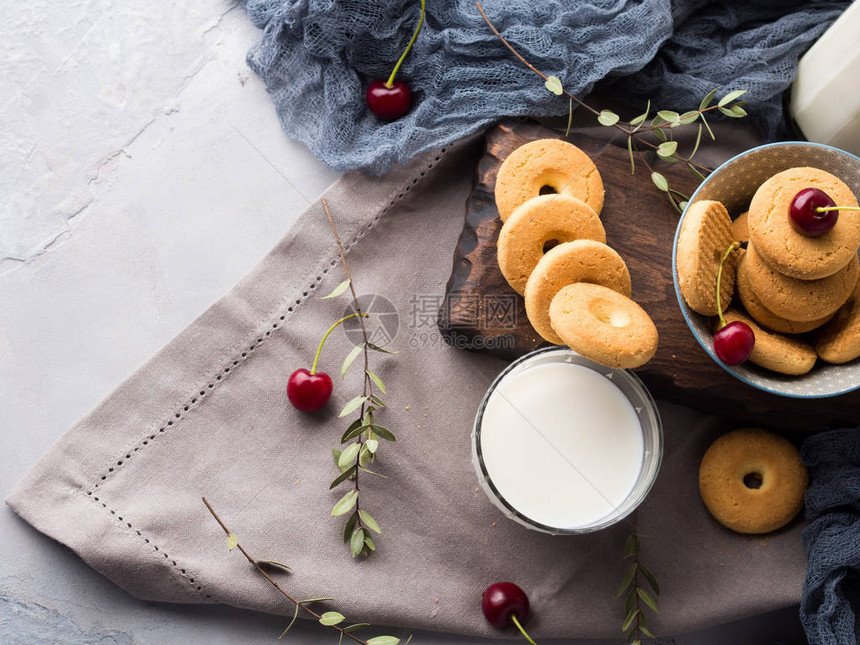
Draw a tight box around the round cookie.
[698,428,808,534]
[736,252,834,334]
[676,200,739,316]
[815,281,860,364]
[742,243,858,322]
[494,138,604,222]
[732,211,750,244]
[549,282,658,368]
[721,309,817,375]
[524,240,631,345]
[497,194,606,295]
[747,167,860,280]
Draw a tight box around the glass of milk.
[472,347,662,534]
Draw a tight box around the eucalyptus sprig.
[616,530,660,644]
[322,198,398,559]
[202,498,410,645]
[475,1,749,213]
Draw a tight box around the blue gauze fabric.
[239,0,849,174]
[801,428,860,645]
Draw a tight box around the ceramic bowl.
[672,142,860,398]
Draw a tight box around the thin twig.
[321,197,374,538]
[202,497,369,645]
[475,0,713,175]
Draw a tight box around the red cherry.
[789,188,838,237]
[287,368,332,412]
[482,582,530,629]
[366,80,412,120]
[713,321,755,365]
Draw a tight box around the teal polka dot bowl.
[672,142,860,398]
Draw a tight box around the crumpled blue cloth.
[801,428,860,645]
[239,0,849,174]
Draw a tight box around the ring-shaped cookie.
[720,309,817,375]
[524,239,631,345]
[676,200,738,316]
[549,283,658,369]
[742,244,858,322]
[747,167,860,280]
[699,428,808,534]
[815,281,860,364]
[497,194,606,295]
[494,138,604,222]
[736,252,834,334]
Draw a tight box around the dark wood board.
[439,119,860,432]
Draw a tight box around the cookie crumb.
[492,522,496,527]
[295,479,300,485]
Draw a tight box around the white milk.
[478,362,644,530]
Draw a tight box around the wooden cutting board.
[439,119,860,432]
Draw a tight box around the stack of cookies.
[677,166,860,375]
[493,138,659,369]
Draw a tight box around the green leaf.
[640,626,655,638]
[343,511,359,543]
[678,201,689,211]
[257,559,292,571]
[350,527,366,557]
[616,562,637,597]
[372,425,397,441]
[679,110,699,125]
[331,490,358,516]
[630,101,650,127]
[319,611,345,626]
[330,465,357,489]
[338,443,360,468]
[338,395,367,418]
[719,104,747,118]
[365,438,379,454]
[653,126,667,142]
[686,162,707,182]
[622,608,639,632]
[690,123,703,159]
[366,369,386,394]
[367,637,401,645]
[565,97,573,138]
[321,279,350,299]
[624,533,639,558]
[656,141,678,158]
[625,588,636,616]
[639,563,660,596]
[359,445,371,467]
[718,89,747,107]
[544,75,563,96]
[343,623,371,633]
[701,113,715,140]
[656,110,680,124]
[341,418,366,443]
[341,344,365,378]
[364,533,376,551]
[332,448,342,465]
[227,532,238,551]
[367,343,398,354]
[699,87,719,110]
[627,136,635,174]
[597,109,620,126]
[650,172,669,193]
[359,465,388,478]
[370,394,386,408]
[278,603,300,639]
[359,510,382,534]
[637,587,660,613]
[300,597,336,604]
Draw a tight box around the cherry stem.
[816,206,860,212]
[716,241,740,329]
[310,313,367,375]
[510,615,538,645]
[386,0,425,87]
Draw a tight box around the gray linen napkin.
[6,134,805,639]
